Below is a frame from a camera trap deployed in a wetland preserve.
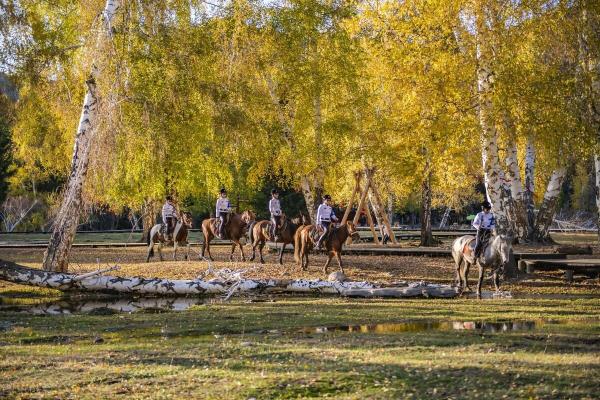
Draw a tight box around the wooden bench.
[518,259,600,282]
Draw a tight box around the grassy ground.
[1,245,599,399]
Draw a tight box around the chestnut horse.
[249,215,305,264]
[201,210,255,261]
[146,212,193,262]
[294,221,360,273]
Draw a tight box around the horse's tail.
[248,221,256,244]
[294,227,302,264]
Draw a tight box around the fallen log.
[0,260,459,298]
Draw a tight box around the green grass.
[1,297,599,399]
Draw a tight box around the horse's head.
[241,210,255,224]
[496,234,513,267]
[346,221,361,241]
[181,212,193,228]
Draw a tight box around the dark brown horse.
[201,210,255,261]
[146,212,193,262]
[249,215,305,264]
[294,221,360,273]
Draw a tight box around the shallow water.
[299,320,540,334]
[0,296,211,315]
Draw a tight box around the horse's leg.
[462,261,471,292]
[278,243,285,265]
[239,240,246,262]
[493,270,500,292]
[258,241,265,264]
[301,240,308,270]
[323,252,333,274]
[335,251,343,274]
[230,242,236,262]
[476,264,484,299]
[146,241,153,263]
[203,233,215,261]
[454,257,462,286]
[249,238,257,261]
[158,242,164,262]
[173,241,178,261]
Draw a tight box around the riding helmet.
[481,200,492,210]
[220,188,227,194]
[166,195,173,201]
[271,189,279,195]
[323,194,332,200]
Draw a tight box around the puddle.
[0,297,211,315]
[300,320,540,334]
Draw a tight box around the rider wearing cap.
[216,188,231,239]
[472,200,496,258]
[315,194,338,249]
[269,189,282,241]
[161,195,179,241]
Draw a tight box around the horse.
[249,215,305,264]
[294,221,360,274]
[146,212,193,262]
[451,233,512,298]
[201,210,255,261]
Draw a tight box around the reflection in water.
[0,297,209,315]
[303,320,538,334]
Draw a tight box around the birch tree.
[43,0,121,272]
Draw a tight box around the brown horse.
[294,221,360,273]
[146,212,193,262]
[249,215,305,264]
[201,210,255,261]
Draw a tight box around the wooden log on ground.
[0,260,459,298]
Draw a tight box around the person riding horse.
[473,200,496,258]
[315,194,338,249]
[216,188,232,239]
[161,195,179,242]
[269,189,282,241]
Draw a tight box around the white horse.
[146,212,193,262]
[451,233,512,298]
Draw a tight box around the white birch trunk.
[504,122,529,241]
[475,5,511,235]
[532,168,567,242]
[0,261,459,298]
[524,136,536,230]
[42,0,121,272]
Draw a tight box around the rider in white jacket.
[161,196,179,241]
[269,189,282,240]
[216,188,231,239]
[472,200,496,257]
[315,195,338,249]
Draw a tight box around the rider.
[161,195,179,241]
[269,189,282,241]
[216,188,232,239]
[472,200,496,258]
[315,194,338,249]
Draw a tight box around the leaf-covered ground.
[0,245,599,399]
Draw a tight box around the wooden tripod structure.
[341,169,397,245]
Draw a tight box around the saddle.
[310,225,333,244]
[463,233,491,260]
[462,239,476,258]
[213,215,231,239]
